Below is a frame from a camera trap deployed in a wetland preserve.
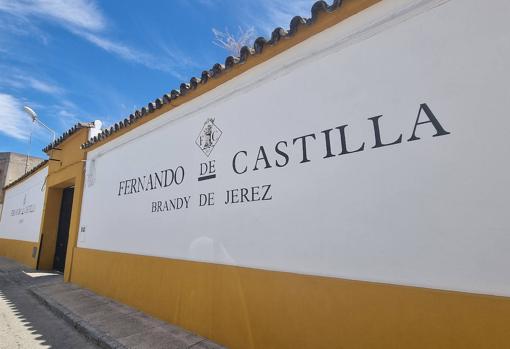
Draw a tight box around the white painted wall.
[79,0,510,296]
[0,167,47,242]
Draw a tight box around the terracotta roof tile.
[43,122,96,153]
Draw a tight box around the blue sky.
[0,0,315,158]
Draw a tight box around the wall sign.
[79,0,510,297]
[0,167,47,242]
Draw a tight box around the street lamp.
[22,106,57,174]
[23,106,56,143]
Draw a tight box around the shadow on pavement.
[0,257,98,348]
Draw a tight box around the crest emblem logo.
[196,118,222,157]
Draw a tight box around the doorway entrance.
[53,186,74,273]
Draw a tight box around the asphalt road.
[0,258,99,349]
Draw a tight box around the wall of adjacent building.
[66,0,510,348]
[0,166,48,268]
[0,152,44,215]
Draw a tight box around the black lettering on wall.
[368,115,402,149]
[253,146,272,171]
[232,151,248,174]
[336,125,365,155]
[154,172,163,188]
[146,174,154,191]
[174,166,185,185]
[261,184,272,201]
[321,128,335,159]
[163,169,174,187]
[292,133,316,163]
[274,141,289,167]
[117,166,184,197]
[408,103,450,141]
[118,181,124,196]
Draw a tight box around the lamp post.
[23,106,57,173]
[23,106,56,142]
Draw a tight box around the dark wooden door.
[53,187,74,273]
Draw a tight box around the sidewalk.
[0,257,225,349]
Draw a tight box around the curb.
[29,287,127,349]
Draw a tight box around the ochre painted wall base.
[0,238,38,269]
[71,247,510,349]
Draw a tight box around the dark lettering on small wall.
[11,204,36,216]
[231,103,450,174]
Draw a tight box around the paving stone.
[36,283,63,291]
[83,303,136,322]
[104,300,138,316]
[98,312,160,339]
[71,300,113,319]
[61,294,109,313]
[53,289,98,307]
[117,325,203,349]
[37,282,77,295]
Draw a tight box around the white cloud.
[56,109,80,128]
[0,0,105,32]
[75,30,199,80]
[26,77,63,94]
[0,15,49,44]
[0,69,64,95]
[249,0,314,36]
[53,100,82,126]
[76,31,154,66]
[0,0,192,76]
[0,93,30,140]
[81,34,188,77]
[57,110,73,117]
